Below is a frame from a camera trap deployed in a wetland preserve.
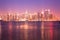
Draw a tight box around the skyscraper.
[44,9,50,21]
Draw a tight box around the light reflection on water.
[0,21,60,40]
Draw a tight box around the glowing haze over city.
[0,0,60,21]
[0,0,60,15]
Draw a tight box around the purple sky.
[0,0,60,16]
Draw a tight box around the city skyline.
[0,9,60,21]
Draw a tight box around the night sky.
[0,0,60,16]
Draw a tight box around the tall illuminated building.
[7,13,10,21]
[25,10,29,21]
[37,12,40,21]
[44,9,48,20]
[7,13,13,21]
[40,10,44,21]
[44,9,51,21]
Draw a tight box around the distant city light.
[41,11,44,14]
[0,9,59,21]
[48,9,50,12]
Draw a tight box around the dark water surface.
[0,21,60,40]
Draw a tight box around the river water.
[0,21,60,40]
